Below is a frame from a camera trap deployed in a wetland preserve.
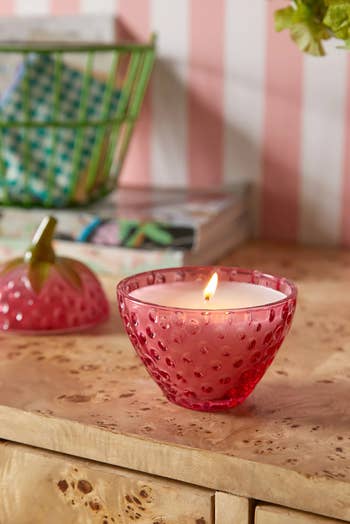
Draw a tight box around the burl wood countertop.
[0,242,349,521]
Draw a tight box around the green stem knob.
[24,216,57,266]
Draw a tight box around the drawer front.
[0,441,214,524]
[255,505,345,524]
[215,492,251,524]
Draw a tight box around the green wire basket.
[0,37,156,208]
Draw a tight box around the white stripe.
[15,0,49,15]
[80,0,117,15]
[151,0,188,187]
[224,0,266,234]
[300,40,347,245]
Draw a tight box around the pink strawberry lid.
[0,216,109,334]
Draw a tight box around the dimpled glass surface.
[0,264,109,334]
[117,267,297,412]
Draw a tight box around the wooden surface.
[255,504,343,524]
[0,441,214,524]
[0,242,349,521]
[215,492,251,524]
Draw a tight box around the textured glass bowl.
[0,264,109,334]
[117,267,297,412]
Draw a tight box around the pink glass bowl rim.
[117,266,297,312]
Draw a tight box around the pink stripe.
[0,0,14,15]
[188,0,225,187]
[118,0,151,187]
[341,56,350,246]
[50,0,80,15]
[261,1,303,240]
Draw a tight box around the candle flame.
[203,272,218,301]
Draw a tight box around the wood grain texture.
[0,242,349,521]
[215,492,251,524]
[0,440,214,524]
[255,504,343,524]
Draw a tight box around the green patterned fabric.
[0,53,120,206]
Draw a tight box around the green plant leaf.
[275,6,295,32]
[275,1,331,56]
[290,21,330,54]
[323,2,350,39]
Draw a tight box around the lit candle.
[130,272,286,310]
[118,266,296,412]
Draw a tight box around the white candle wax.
[130,281,286,310]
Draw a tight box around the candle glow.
[203,272,218,302]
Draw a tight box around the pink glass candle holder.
[117,267,297,412]
[0,216,109,334]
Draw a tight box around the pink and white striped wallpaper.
[1,0,350,246]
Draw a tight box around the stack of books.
[0,185,251,276]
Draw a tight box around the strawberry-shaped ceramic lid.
[0,216,109,333]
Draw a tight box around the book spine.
[0,237,185,277]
